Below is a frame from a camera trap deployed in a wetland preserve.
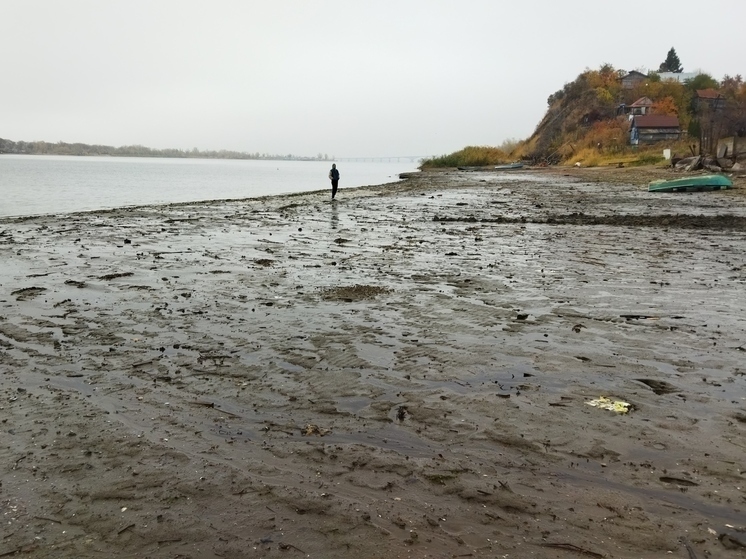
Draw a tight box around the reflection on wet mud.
[330,200,339,229]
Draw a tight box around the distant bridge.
[335,155,433,163]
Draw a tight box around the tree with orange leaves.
[651,96,679,116]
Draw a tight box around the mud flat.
[1,168,745,558]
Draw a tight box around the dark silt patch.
[11,286,47,300]
[433,213,746,230]
[319,284,392,301]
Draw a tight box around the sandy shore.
[1,166,745,558]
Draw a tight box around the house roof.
[696,88,722,99]
[632,115,680,128]
[630,96,654,107]
[622,71,647,79]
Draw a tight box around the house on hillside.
[620,71,647,90]
[695,89,725,112]
[630,115,681,145]
[629,96,654,116]
[616,96,653,116]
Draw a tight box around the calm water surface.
[0,155,419,217]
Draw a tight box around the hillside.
[421,62,746,169]
[523,64,746,165]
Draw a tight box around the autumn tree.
[651,96,679,116]
[584,119,630,154]
[720,75,746,152]
[720,74,744,96]
[659,47,683,73]
[627,77,692,131]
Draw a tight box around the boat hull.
[648,174,732,192]
[494,163,524,170]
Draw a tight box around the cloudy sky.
[2,0,744,158]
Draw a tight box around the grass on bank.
[567,148,667,167]
[421,141,693,169]
[566,140,694,168]
[420,146,511,168]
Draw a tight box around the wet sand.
[1,167,746,558]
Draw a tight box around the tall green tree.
[659,47,683,73]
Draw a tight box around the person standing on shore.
[328,163,340,200]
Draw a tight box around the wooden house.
[630,115,681,145]
[629,96,654,116]
[620,71,647,90]
[695,89,725,112]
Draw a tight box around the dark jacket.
[330,168,340,181]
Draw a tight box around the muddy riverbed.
[1,167,745,558]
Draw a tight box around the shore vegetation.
[420,145,511,168]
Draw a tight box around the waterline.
[0,155,418,217]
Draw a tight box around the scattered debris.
[278,542,306,553]
[117,523,135,535]
[190,400,218,409]
[302,424,330,436]
[674,155,703,172]
[586,397,632,414]
[32,516,62,524]
[679,537,700,559]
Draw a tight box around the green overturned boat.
[648,174,732,192]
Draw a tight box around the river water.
[0,155,419,218]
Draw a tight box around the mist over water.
[0,155,419,217]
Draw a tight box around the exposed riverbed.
[1,167,745,558]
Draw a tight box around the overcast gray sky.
[2,1,744,158]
